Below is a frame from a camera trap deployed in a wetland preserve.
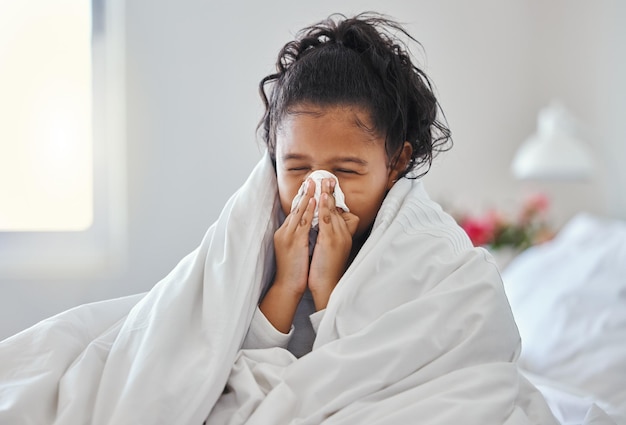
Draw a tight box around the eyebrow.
[282,153,368,166]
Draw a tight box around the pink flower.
[451,192,553,250]
[525,193,550,213]
[460,216,495,246]
[520,193,550,223]
[485,209,507,228]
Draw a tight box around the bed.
[501,213,626,424]
[0,154,566,424]
[0,151,622,423]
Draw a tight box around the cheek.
[277,175,302,215]
[341,180,388,225]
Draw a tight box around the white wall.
[1,0,624,340]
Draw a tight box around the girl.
[243,13,451,357]
[0,13,560,425]
[205,13,556,424]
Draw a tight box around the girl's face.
[275,104,410,240]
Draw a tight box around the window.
[0,0,126,278]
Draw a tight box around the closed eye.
[336,169,358,174]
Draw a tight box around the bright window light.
[0,0,93,231]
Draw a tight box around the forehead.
[276,104,384,155]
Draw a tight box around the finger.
[328,178,337,195]
[317,192,337,235]
[323,179,337,210]
[329,207,345,235]
[289,198,316,237]
[329,177,337,193]
[289,178,315,220]
[321,177,330,193]
[340,211,359,236]
[298,197,316,231]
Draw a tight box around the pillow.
[502,213,626,424]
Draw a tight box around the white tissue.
[290,170,349,229]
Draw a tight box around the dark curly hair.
[258,12,452,178]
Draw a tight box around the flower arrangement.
[453,193,555,251]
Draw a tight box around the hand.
[260,178,316,333]
[308,178,359,310]
[273,178,316,296]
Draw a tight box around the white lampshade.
[512,102,594,181]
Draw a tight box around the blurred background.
[1,0,624,339]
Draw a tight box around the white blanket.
[0,153,560,424]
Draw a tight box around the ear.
[386,142,413,189]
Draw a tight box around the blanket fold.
[1,152,560,425]
[1,152,278,424]
[204,170,557,424]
